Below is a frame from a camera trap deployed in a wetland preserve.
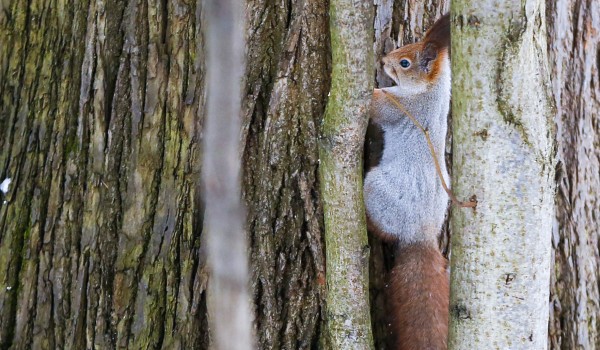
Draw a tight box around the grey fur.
[364,58,451,246]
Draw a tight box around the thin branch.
[203,1,255,349]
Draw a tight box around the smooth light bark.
[203,1,254,350]
[319,0,374,348]
[449,1,555,349]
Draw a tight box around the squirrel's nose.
[381,57,386,65]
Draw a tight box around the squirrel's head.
[382,14,450,95]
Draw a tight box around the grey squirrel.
[364,14,451,350]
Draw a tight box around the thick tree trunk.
[448,1,555,348]
[546,0,600,348]
[241,1,330,348]
[0,1,207,349]
[0,0,331,349]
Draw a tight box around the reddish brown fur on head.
[381,14,450,92]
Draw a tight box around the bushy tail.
[386,243,449,350]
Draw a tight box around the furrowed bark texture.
[203,1,254,350]
[0,0,332,348]
[369,3,448,348]
[242,1,330,348]
[449,1,555,349]
[319,0,374,348]
[546,0,600,348]
[0,1,207,349]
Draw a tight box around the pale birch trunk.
[319,0,374,348]
[448,1,555,348]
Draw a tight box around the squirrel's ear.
[423,14,450,51]
[420,14,450,72]
[419,42,438,72]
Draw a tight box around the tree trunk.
[0,0,332,349]
[546,0,600,348]
[319,0,374,348]
[0,1,207,349]
[203,1,254,349]
[448,1,555,349]
[241,0,330,348]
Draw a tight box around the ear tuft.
[423,14,450,58]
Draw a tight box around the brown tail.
[386,243,449,350]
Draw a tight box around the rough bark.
[241,1,330,348]
[0,1,207,349]
[448,1,555,349]
[546,0,600,348]
[0,0,332,349]
[319,0,374,348]
[203,1,254,349]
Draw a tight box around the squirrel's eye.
[400,59,411,68]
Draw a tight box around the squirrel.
[364,14,451,350]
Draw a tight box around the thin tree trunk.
[448,1,555,348]
[203,1,254,349]
[546,0,600,348]
[319,0,374,348]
